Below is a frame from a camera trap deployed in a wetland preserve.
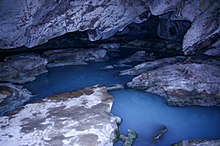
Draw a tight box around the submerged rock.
[0,86,118,146]
[104,65,114,70]
[0,83,32,116]
[107,84,124,91]
[43,48,108,67]
[126,58,220,106]
[0,53,48,84]
[152,126,167,143]
[115,129,137,146]
[172,139,220,146]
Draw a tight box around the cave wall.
[0,0,219,55]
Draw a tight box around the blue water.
[24,61,131,100]
[111,90,220,146]
[22,61,220,146]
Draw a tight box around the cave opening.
[0,1,220,146]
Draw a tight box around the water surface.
[22,61,220,146]
[111,90,220,146]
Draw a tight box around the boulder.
[120,56,186,76]
[152,126,168,143]
[0,53,48,84]
[42,48,108,67]
[173,139,220,146]
[127,62,220,106]
[0,86,118,146]
[0,83,32,116]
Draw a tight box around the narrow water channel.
[22,61,220,146]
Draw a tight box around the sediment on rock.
[0,85,118,146]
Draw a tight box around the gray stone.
[157,12,190,41]
[126,59,220,106]
[182,2,220,55]
[0,0,146,49]
[106,84,124,91]
[0,53,48,84]
[104,65,114,70]
[152,126,167,143]
[42,48,108,67]
[118,51,149,64]
[172,139,220,146]
[0,0,219,55]
[0,86,118,146]
[120,56,186,76]
[0,83,32,116]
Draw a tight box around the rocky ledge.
[0,86,118,146]
[0,83,32,116]
[173,139,220,146]
[0,53,48,84]
[43,48,108,67]
[123,57,220,106]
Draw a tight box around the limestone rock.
[0,0,146,49]
[173,139,220,146]
[0,53,48,84]
[157,12,191,41]
[182,2,220,55]
[0,86,118,146]
[0,0,219,56]
[43,48,108,67]
[119,51,150,64]
[0,83,32,116]
[127,62,220,106]
[120,56,186,76]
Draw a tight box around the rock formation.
[122,57,220,106]
[173,139,220,146]
[0,83,32,116]
[0,0,219,55]
[0,86,118,146]
[0,53,48,84]
[43,48,108,67]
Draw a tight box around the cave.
[0,1,220,146]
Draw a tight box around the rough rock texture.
[182,2,220,55]
[0,0,146,48]
[0,53,48,84]
[120,56,185,76]
[173,139,220,146]
[43,48,108,67]
[0,83,32,116]
[0,0,219,55]
[125,57,220,106]
[157,12,191,41]
[0,86,118,146]
[120,39,183,54]
[119,51,155,64]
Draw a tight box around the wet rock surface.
[0,53,48,84]
[173,139,220,146]
[0,83,32,116]
[43,48,108,67]
[0,86,118,146]
[125,57,220,106]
